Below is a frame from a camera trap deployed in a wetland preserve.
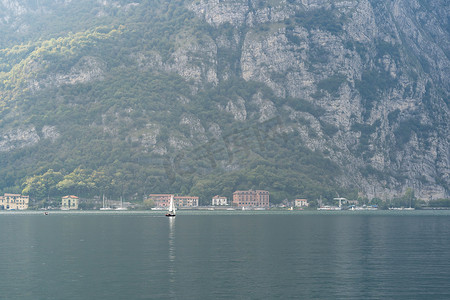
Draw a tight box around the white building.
[295,199,309,207]
[61,195,79,210]
[212,195,228,206]
[0,194,29,210]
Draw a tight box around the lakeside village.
[2,189,449,212]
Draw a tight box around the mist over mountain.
[0,0,448,204]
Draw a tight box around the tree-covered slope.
[0,0,449,204]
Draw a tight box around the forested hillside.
[0,0,448,204]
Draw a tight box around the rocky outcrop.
[251,92,277,122]
[0,0,28,19]
[41,126,60,142]
[180,113,207,142]
[0,127,39,152]
[223,97,247,121]
[188,0,249,27]
[166,34,218,86]
[27,56,106,91]
[0,126,59,152]
[56,56,106,85]
[132,34,219,88]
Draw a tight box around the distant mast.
[100,194,112,210]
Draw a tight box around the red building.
[232,190,269,208]
[148,194,173,208]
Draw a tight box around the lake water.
[1,210,450,299]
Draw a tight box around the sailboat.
[165,195,176,217]
[100,194,113,210]
[115,196,127,210]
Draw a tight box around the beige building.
[148,194,173,208]
[212,195,228,206]
[233,190,269,208]
[295,199,309,207]
[61,195,79,210]
[0,193,29,210]
[175,196,199,208]
[149,194,199,208]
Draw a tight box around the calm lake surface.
[1,210,450,299]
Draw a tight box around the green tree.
[21,169,63,199]
[142,198,154,210]
[56,167,95,196]
[42,169,64,199]
[22,175,47,199]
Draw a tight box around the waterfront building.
[61,195,79,210]
[232,190,269,208]
[212,195,228,206]
[175,196,199,208]
[0,193,29,210]
[148,194,173,208]
[149,194,199,208]
[295,199,309,207]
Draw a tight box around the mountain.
[0,0,449,204]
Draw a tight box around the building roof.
[4,193,29,198]
[233,190,269,194]
[62,195,79,199]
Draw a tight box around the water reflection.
[168,217,176,297]
[168,217,176,261]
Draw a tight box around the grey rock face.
[132,34,218,89]
[0,127,40,152]
[180,113,207,142]
[50,56,106,88]
[23,54,106,92]
[223,98,247,121]
[188,0,249,27]
[41,126,60,142]
[186,0,449,199]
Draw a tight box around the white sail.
[168,195,176,214]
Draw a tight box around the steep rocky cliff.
[0,0,448,201]
[186,0,450,199]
